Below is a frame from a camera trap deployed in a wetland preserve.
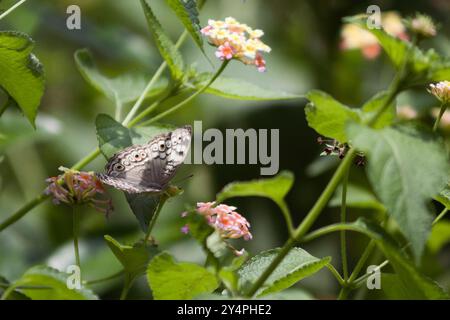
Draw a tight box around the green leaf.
[217,170,294,205]
[194,73,302,101]
[262,288,314,300]
[331,218,448,299]
[8,266,98,300]
[0,275,29,300]
[237,247,330,297]
[165,0,203,53]
[104,235,159,281]
[75,49,167,105]
[347,123,450,259]
[216,171,294,226]
[329,183,386,212]
[428,221,450,254]
[360,91,396,129]
[0,31,45,126]
[305,90,360,142]
[125,193,162,233]
[435,185,450,210]
[140,0,184,81]
[381,274,414,299]
[430,59,450,82]
[95,113,174,159]
[146,252,219,299]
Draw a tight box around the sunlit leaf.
[305,90,360,142]
[104,235,159,281]
[165,0,204,53]
[147,252,218,299]
[140,0,184,80]
[428,221,450,254]
[6,266,98,300]
[217,170,294,205]
[195,73,302,101]
[238,247,330,297]
[0,31,45,127]
[360,91,396,129]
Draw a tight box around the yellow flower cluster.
[201,17,271,72]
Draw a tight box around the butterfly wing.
[97,126,192,193]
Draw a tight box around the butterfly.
[96,126,192,194]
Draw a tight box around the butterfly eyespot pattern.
[114,163,125,171]
[96,126,192,194]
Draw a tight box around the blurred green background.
[0,0,449,299]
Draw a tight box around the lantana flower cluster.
[201,17,271,72]
[196,201,252,241]
[45,166,113,215]
[340,12,408,59]
[181,201,252,256]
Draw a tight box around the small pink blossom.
[255,54,266,72]
[215,42,235,60]
[195,202,252,241]
[181,224,190,234]
[196,201,216,215]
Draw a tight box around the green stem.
[353,260,389,286]
[126,94,170,128]
[326,263,345,286]
[433,207,448,226]
[337,287,351,300]
[144,195,168,243]
[120,276,133,300]
[432,102,448,132]
[0,193,48,232]
[139,60,229,126]
[0,0,27,21]
[340,167,349,281]
[278,201,295,238]
[73,206,81,269]
[84,269,124,285]
[115,97,123,122]
[71,148,101,171]
[245,148,357,297]
[122,31,189,126]
[347,240,376,283]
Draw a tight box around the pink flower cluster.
[45,167,113,215]
[201,17,271,72]
[196,201,252,241]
